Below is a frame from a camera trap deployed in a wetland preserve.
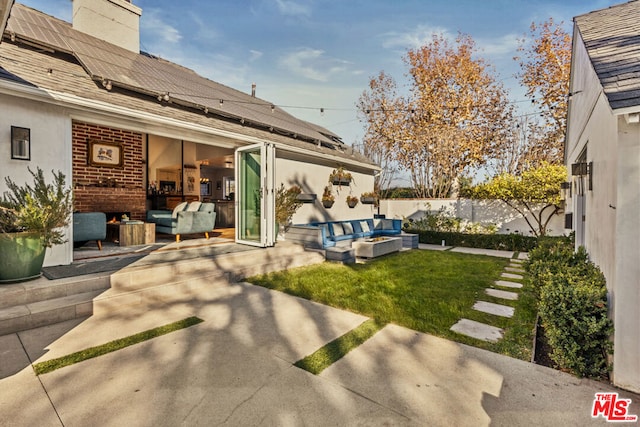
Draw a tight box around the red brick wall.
[72,121,146,221]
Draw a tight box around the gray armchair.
[73,212,107,250]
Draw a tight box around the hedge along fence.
[525,238,613,379]
[406,229,540,252]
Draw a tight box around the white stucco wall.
[566,26,640,393]
[0,92,73,266]
[569,94,618,284]
[612,118,640,392]
[380,198,565,236]
[274,151,376,225]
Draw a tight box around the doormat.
[42,255,146,280]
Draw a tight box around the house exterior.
[0,1,378,267]
[565,0,640,393]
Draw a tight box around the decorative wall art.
[88,140,123,167]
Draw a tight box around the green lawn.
[248,250,536,360]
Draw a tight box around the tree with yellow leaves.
[358,33,513,198]
[515,18,572,166]
[465,162,567,236]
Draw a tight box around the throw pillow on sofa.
[186,201,202,212]
[331,222,344,237]
[172,201,188,219]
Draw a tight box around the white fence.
[379,198,566,236]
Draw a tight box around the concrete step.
[0,289,104,336]
[0,273,111,309]
[97,243,325,314]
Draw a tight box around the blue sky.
[17,0,621,153]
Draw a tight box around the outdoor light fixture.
[560,181,571,200]
[571,161,593,191]
[102,79,112,91]
[11,126,30,161]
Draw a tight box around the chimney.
[72,0,142,53]
[251,83,256,97]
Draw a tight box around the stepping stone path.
[485,288,518,300]
[494,280,523,289]
[473,301,515,317]
[450,319,504,343]
[450,255,526,342]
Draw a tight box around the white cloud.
[274,0,312,17]
[141,10,182,45]
[249,50,264,62]
[279,48,353,82]
[477,33,520,57]
[380,24,452,50]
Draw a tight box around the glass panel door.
[235,143,275,247]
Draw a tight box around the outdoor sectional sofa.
[287,218,403,249]
[146,201,216,242]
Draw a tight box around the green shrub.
[525,235,585,297]
[407,229,540,252]
[538,263,613,379]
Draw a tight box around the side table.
[106,222,156,246]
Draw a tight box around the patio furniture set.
[286,218,418,263]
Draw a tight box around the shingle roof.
[1,4,370,164]
[575,0,640,110]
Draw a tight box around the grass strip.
[294,319,384,375]
[33,316,203,375]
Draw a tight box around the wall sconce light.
[11,126,30,161]
[571,161,593,191]
[560,181,571,200]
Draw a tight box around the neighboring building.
[565,0,640,392]
[0,1,378,267]
[0,0,12,36]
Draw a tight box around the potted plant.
[321,186,335,208]
[360,191,378,205]
[346,195,359,208]
[275,184,303,239]
[0,168,73,282]
[329,166,352,186]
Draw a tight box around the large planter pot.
[0,232,46,283]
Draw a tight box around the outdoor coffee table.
[106,221,155,246]
[352,236,402,258]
